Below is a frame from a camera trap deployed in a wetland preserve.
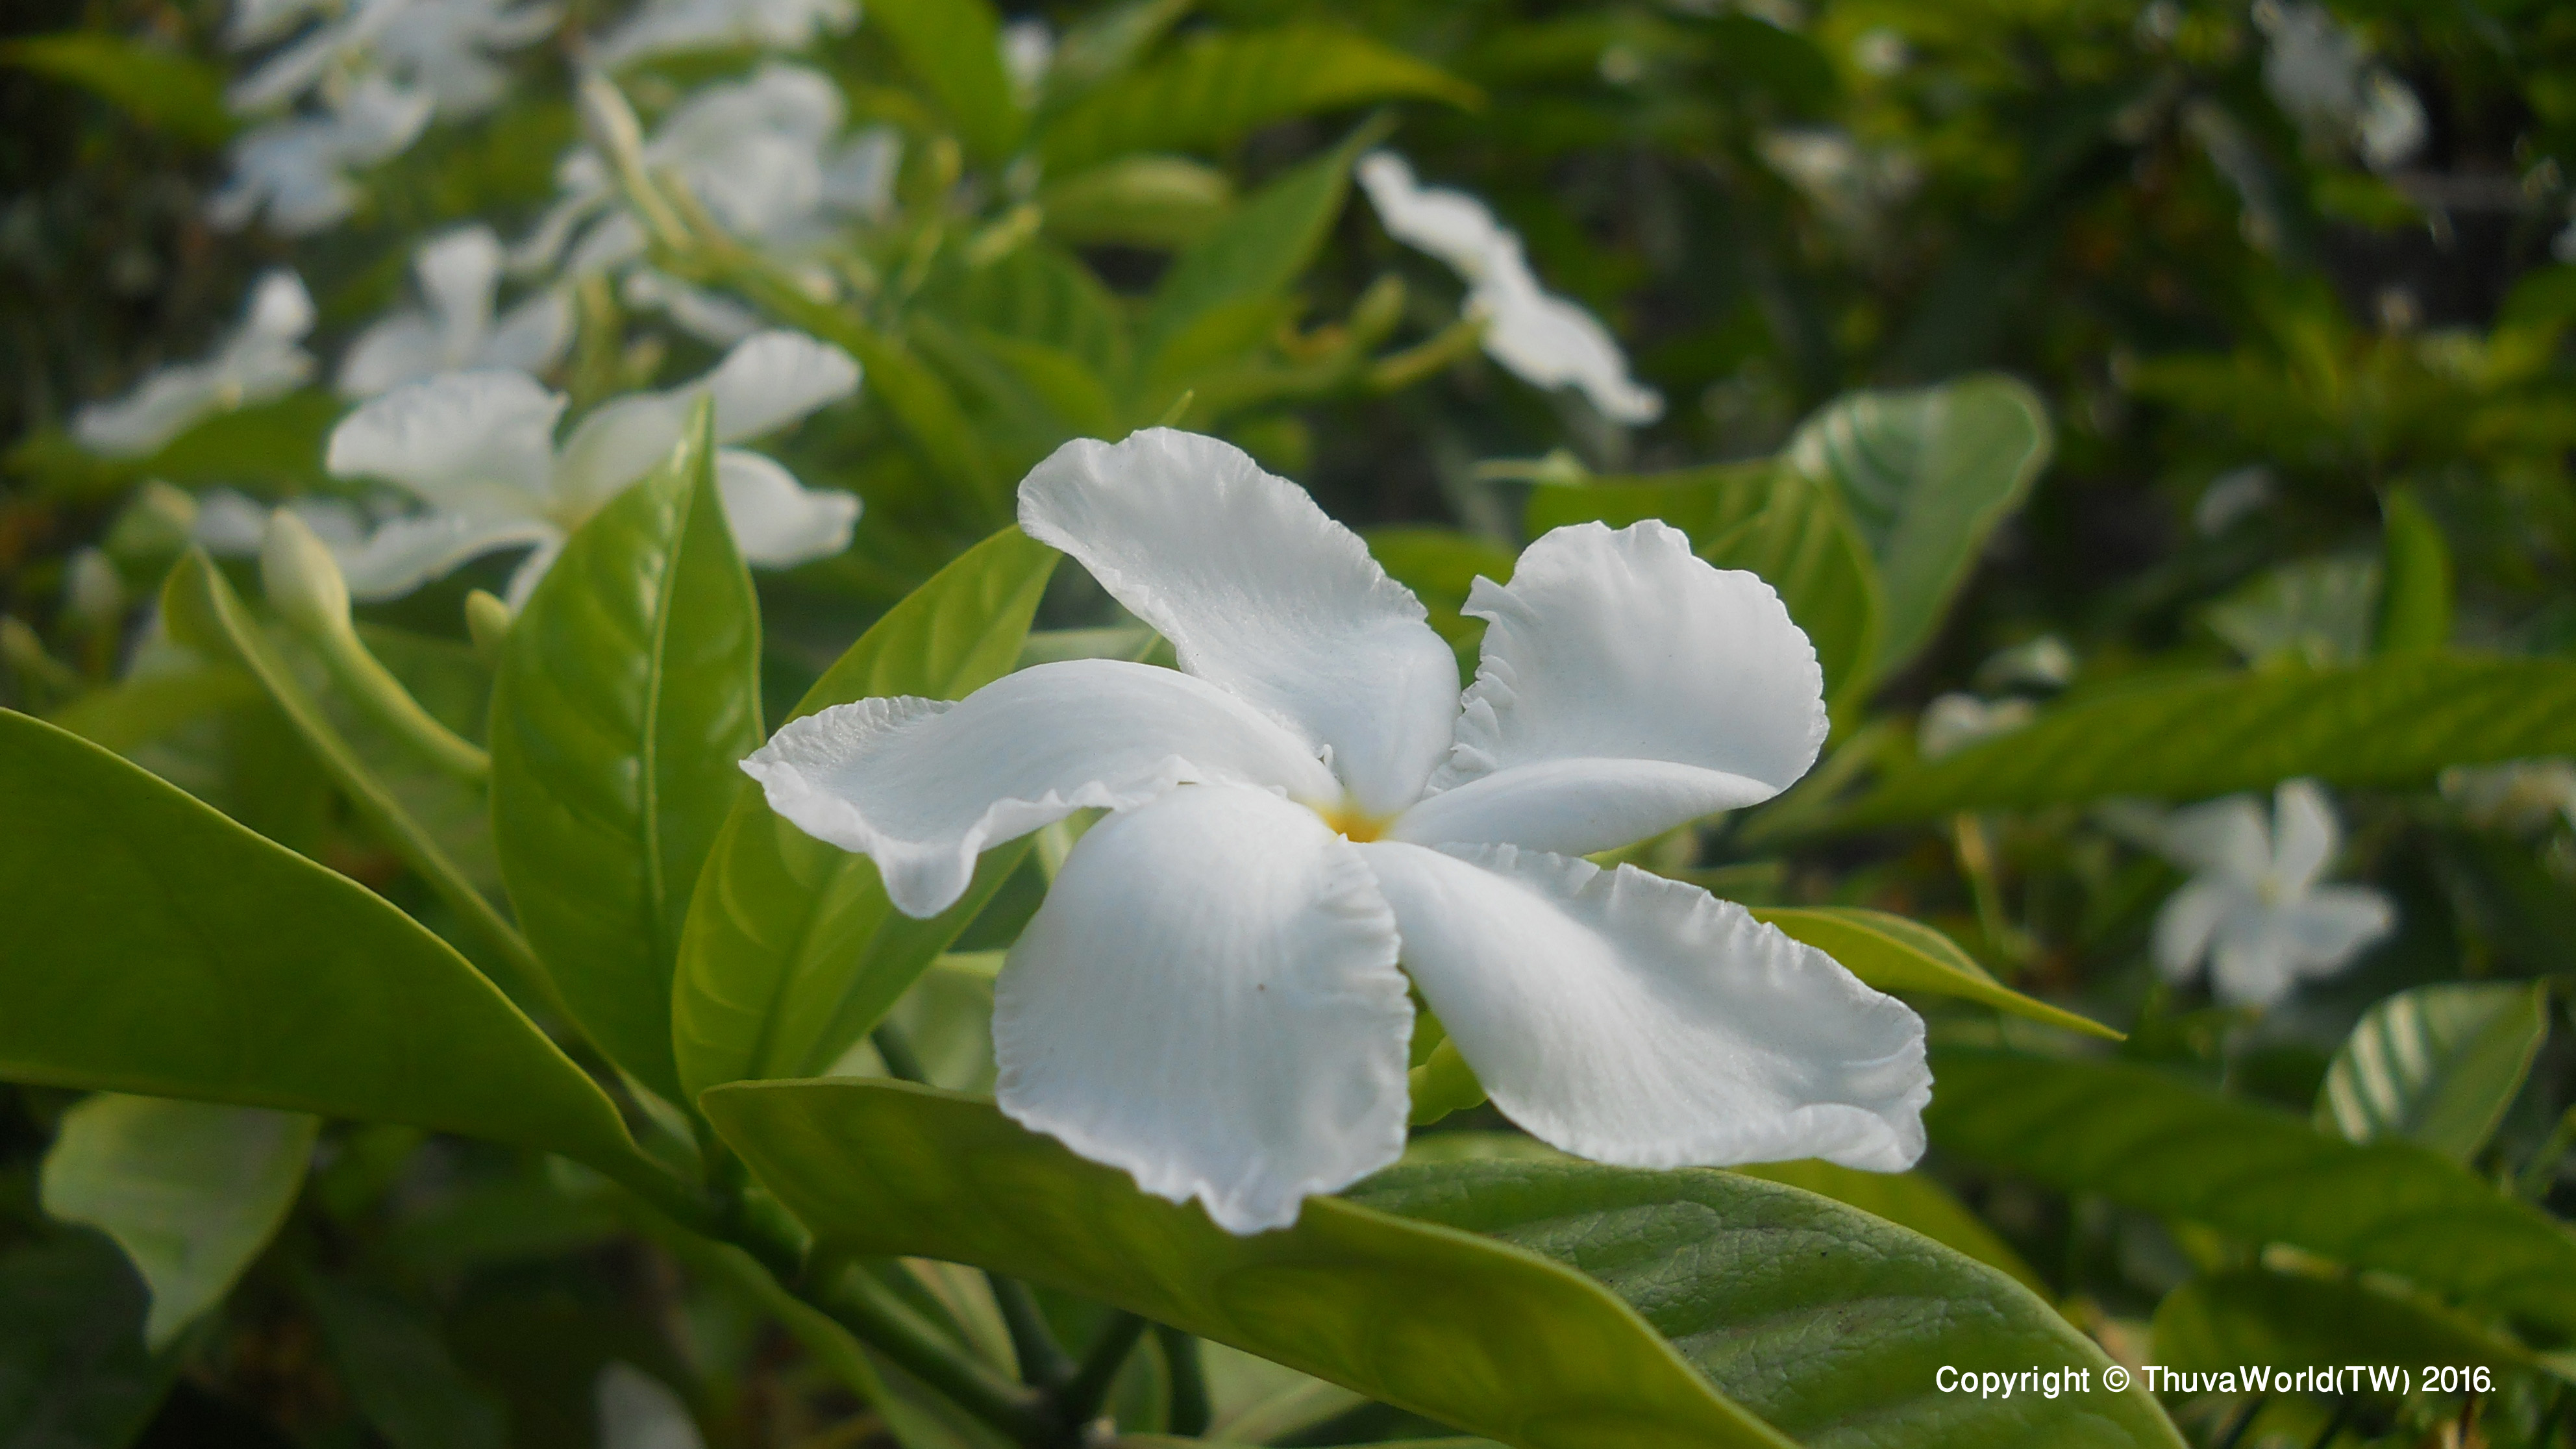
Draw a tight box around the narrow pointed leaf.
[674,528,1058,1102]
[2374,488,2453,654]
[1927,1047,2576,1337]
[1784,375,2051,674]
[2315,981,2550,1161]
[866,0,1024,164]
[1839,656,2576,826]
[491,408,762,1106]
[1141,125,1379,370]
[1753,906,2121,1039]
[0,710,643,1167]
[41,1095,320,1351]
[3,32,234,147]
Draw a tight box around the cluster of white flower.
[2255,0,2428,173]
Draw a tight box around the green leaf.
[0,710,643,1169]
[1039,155,1234,250]
[703,1078,1783,1447]
[1783,375,2051,675]
[1363,526,1518,678]
[491,408,762,1106]
[1839,656,2576,826]
[930,242,1127,376]
[2153,1268,2538,1381]
[1352,1158,2177,1449]
[1037,27,1477,173]
[1925,1047,2576,1337]
[2375,488,2453,654]
[1139,124,1380,368]
[0,1233,177,1448]
[673,528,1058,1102]
[865,0,1025,164]
[44,663,261,754]
[40,1095,319,1351]
[303,1278,507,1449]
[1527,465,1885,716]
[2315,981,2550,1161]
[1,32,234,147]
[1729,1159,2050,1296]
[1037,0,1193,115]
[1752,906,2121,1040]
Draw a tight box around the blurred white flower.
[589,0,856,70]
[2153,780,2394,1006]
[2255,0,2427,173]
[229,0,559,119]
[1916,693,2035,761]
[595,1364,704,1449]
[210,74,434,234]
[2357,71,2429,171]
[2194,464,2276,535]
[340,225,575,397]
[1974,634,2076,693]
[1758,125,1923,238]
[321,331,862,605]
[2440,760,2576,836]
[745,429,1926,1234]
[999,18,1054,104]
[75,271,316,457]
[1355,151,1665,427]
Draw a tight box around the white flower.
[595,1364,704,1449]
[1916,693,2034,761]
[2255,1,2426,172]
[743,429,1927,1234]
[2440,760,2576,836]
[228,0,559,120]
[589,0,857,70]
[2153,780,2394,1007]
[210,74,434,234]
[75,271,316,457]
[999,18,1053,105]
[321,330,863,605]
[340,225,575,397]
[1355,152,1665,427]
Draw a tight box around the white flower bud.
[259,510,353,641]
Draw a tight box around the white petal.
[742,659,1337,917]
[478,288,575,374]
[697,331,860,443]
[2152,880,2231,982]
[1019,430,1459,815]
[2161,795,2272,882]
[2271,778,2340,892]
[2207,911,2301,1007]
[713,451,858,568]
[336,312,447,397]
[414,225,502,349]
[1356,151,1509,279]
[621,269,763,348]
[995,784,1413,1235]
[550,391,690,516]
[595,1363,706,1449]
[1399,521,1825,856]
[327,370,565,518]
[242,269,317,342]
[334,512,564,601]
[75,364,225,458]
[192,489,274,554]
[2281,884,2394,971]
[821,127,900,219]
[1471,262,1665,425]
[1358,841,1929,1171]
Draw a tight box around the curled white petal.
[74,271,316,457]
[333,512,563,601]
[1019,429,1458,815]
[740,660,1337,917]
[1400,521,1824,855]
[2270,778,2338,893]
[995,784,1413,1235]
[699,330,861,443]
[714,450,857,568]
[590,0,856,69]
[327,369,565,518]
[1358,840,1929,1172]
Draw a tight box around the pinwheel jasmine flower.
[75,271,317,457]
[340,225,573,397]
[589,0,856,69]
[743,429,1927,1234]
[228,0,560,120]
[322,330,862,605]
[1355,153,1665,427]
[210,75,434,234]
[2154,780,2394,1007]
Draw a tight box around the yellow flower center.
[1313,798,1394,843]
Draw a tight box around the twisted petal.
[1471,264,1665,425]
[1019,430,1458,814]
[334,512,563,601]
[2152,880,2231,982]
[480,288,575,374]
[1398,521,1825,856]
[551,331,856,514]
[742,660,1336,917]
[995,784,1413,1235]
[414,225,502,353]
[2162,795,2270,882]
[1357,841,1928,1171]
[336,314,446,397]
[2281,885,2394,971]
[1356,151,1510,279]
[714,450,858,567]
[327,370,565,519]
[2271,778,2339,892]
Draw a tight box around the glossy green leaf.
[2,32,234,147]
[1037,27,1476,173]
[0,710,643,1169]
[0,1233,177,1448]
[1926,1047,2576,1336]
[1784,375,2050,675]
[1528,464,1884,715]
[44,663,260,754]
[673,528,1059,1102]
[491,408,762,1106]
[1730,1158,2050,1296]
[1839,656,2576,826]
[1352,1158,2176,1448]
[40,1095,319,1350]
[1752,906,2121,1040]
[2153,1268,2538,1380]
[706,1079,1785,1448]
[2375,488,2453,654]
[1140,125,1379,370]
[866,0,1024,163]
[303,1278,507,1449]
[2315,981,2550,1161]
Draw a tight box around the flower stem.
[314,625,491,782]
[1056,1311,1148,1433]
[1156,1325,1210,1436]
[988,1274,1074,1389]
